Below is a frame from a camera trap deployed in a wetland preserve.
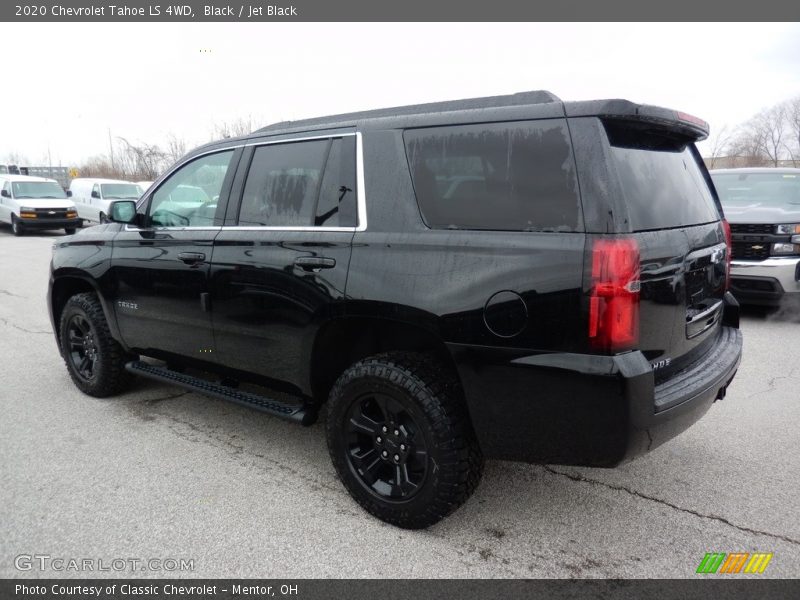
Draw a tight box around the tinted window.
[149,150,233,227]
[239,140,327,227]
[605,121,719,231]
[712,172,800,208]
[404,120,581,232]
[315,137,357,227]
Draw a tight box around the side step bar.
[125,360,314,425]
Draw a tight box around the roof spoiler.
[565,99,710,141]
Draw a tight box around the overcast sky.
[2,22,799,166]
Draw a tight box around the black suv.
[49,91,743,528]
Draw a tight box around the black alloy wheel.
[344,391,429,500]
[65,314,99,382]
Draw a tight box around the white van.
[69,178,143,223]
[0,174,81,236]
[135,180,154,192]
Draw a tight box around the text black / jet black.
[48,91,743,528]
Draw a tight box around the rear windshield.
[604,121,720,231]
[712,172,800,208]
[404,120,581,232]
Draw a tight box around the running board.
[125,360,314,425]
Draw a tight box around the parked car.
[69,178,143,223]
[0,174,81,235]
[710,168,800,307]
[48,91,742,528]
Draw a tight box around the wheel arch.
[309,315,460,405]
[50,274,123,346]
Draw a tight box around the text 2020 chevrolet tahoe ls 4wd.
[49,91,743,528]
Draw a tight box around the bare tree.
[753,104,787,167]
[165,134,188,166]
[212,116,255,140]
[786,96,800,167]
[78,155,123,179]
[706,125,733,170]
[728,123,768,168]
[116,137,168,180]
[4,151,29,165]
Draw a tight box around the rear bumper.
[730,258,800,305]
[450,324,743,467]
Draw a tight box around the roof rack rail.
[256,90,562,133]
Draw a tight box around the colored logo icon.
[696,552,773,574]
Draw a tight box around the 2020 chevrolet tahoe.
[48,91,743,528]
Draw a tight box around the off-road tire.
[59,292,135,397]
[326,351,484,529]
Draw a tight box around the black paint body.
[48,92,743,466]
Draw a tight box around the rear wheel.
[59,292,135,397]
[326,352,484,529]
[11,217,23,236]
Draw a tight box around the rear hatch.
[594,117,728,387]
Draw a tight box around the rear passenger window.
[315,137,357,227]
[238,136,358,228]
[404,120,581,232]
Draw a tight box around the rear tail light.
[588,238,640,352]
[722,219,732,291]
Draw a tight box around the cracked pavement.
[1,231,798,578]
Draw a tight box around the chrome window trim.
[124,225,222,232]
[129,132,367,233]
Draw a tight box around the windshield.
[11,181,67,199]
[712,172,800,208]
[101,183,142,199]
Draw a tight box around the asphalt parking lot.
[1,229,798,579]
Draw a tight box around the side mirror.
[66,190,72,197]
[108,200,138,224]
[0,189,9,198]
[91,190,101,199]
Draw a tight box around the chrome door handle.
[178,252,206,265]
[294,257,335,271]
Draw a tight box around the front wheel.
[59,292,135,397]
[11,217,23,236]
[64,227,76,235]
[98,212,108,224]
[326,352,484,529]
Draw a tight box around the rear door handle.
[294,257,336,271]
[178,252,206,265]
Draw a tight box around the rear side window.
[604,120,720,231]
[238,136,357,228]
[404,120,581,232]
